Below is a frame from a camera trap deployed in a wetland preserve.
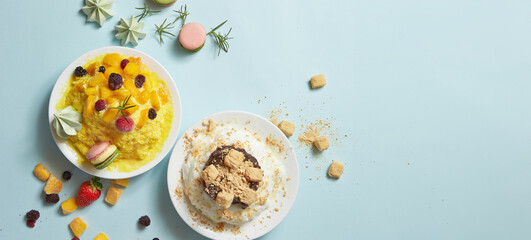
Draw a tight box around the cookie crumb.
[328,161,344,179]
[314,136,329,151]
[310,74,327,89]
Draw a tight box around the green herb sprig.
[155,18,175,44]
[108,95,136,123]
[136,3,161,21]
[173,5,190,27]
[207,20,233,55]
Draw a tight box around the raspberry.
[45,194,60,203]
[120,59,130,69]
[135,74,146,88]
[138,215,151,226]
[26,210,40,221]
[98,66,106,73]
[72,237,80,240]
[95,100,107,111]
[62,171,72,180]
[148,108,157,120]
[74,66,87,77]
[108,73,123,90]
[26,219,36,228]
[115,116,135,133]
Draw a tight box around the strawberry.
[76,177,103,207]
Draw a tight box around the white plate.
[48,46,182,179]
[167,111,299,239]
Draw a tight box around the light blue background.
[1,0,531,239]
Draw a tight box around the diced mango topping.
[33,163,51,182]
[44,174,63,194]
[83,95,97,118]
[128,56,142,65]
[136,90,150,104]
[105,186,123,205]
[100,86,113,100]
[89,72,106,87]
[104,67,122,79]
[102,109,119,123]
[136,108,149,129]
[111,178,129,187]
[69,217,87,237]
[61,198,78,215]
[157,88,170,103]
[103,53,121,68]
[150,90,161,111]
[84,87,98,96]
[123,62,141,77]
[112,89,129,101]
[94,233,109,240]
[86,62,98,76]
[123,79,140,96]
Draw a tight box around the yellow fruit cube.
[124,104,139,116]
[123,79,140,96]
[44,174,63,194]
[123,62,140,77]
[157,88,170,103]
[89,72,107,87]
[104,67,122,79]
[69,217,87,237]
[102,109,119,123]
[136,109,149,129]
[33,163,51,181]
[136,90,150,104]
[105,186,123,205]
[100,86,113,100]
[86,62,98,76]
[103,53,121,68]
[83,95,97,118]
[111,178,129,187]
[84,87,98,96]
[143,75,153,91]
[94,232,109,240]
[128,56,142,65]
[150,90,161,111]
[112,89,129,101]
[106,97,118,105]
[61,198,78,215]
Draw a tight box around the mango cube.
[136,90,150,104]
[123,62,140,77]
[83,95,97,118]
[33,163,51,181]
[123,79,140,96]
[94,233,109,240]
[102,109,119,123]
[44,174,63,194]
[103,53,121,68]
[128,56,142,65]
[86,62,98,76]
[104,67,122,79]
[69,217,87,237]
[89,72,107,87]
[61,198,78,215]
[157,88,170,103]
[84,87,98,96]
[136,109,149,129]
[150,90,161,111]
[100,86,113,100]
[111,178,129,187]
[105,186,123,205]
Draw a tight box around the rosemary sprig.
[207,20,233,55]
[135,3,161,21]
[155,18,175,44]
[172,4,190,27]
[108,95,136,123]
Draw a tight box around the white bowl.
[48,46,182,179]
[167,111,299,239]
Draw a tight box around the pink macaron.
[86,141,117,164]
[179,22,206,52]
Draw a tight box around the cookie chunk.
[216,191,234,209]
[328,161,344,179]
[314,136,329,151]
[278,120,295,137]
[239,188,258,205]
[224,149,244,169]
[201,165,219,185]
[310,74,327,89]
[245,167,263,182]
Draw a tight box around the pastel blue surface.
[1,0,531,239]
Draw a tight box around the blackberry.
[45,194,60,203]
[120,59,129,69]
[108,73,123,90]
[148,108,157,120]
[98,66,106,73]
[62,171,72,180]
[138,215,151,227]
[74,66,87,77]
[26,210,40,221]
[95,100,107,111]
[26,219,36,228]
[135,74,145,88]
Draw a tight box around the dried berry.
[135,74,145,88]
[98,66,106,73]
[74,66,87,77]
[138,215,151,227]
[120,59,129,69]
[148,108,157,120]
[62,171,72,180]
[26,219,36,228]
[95,100,107,111]
[153,238,159,240]
[45,194,60,203]
[108,73,123,90]
[26,210,40,221]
